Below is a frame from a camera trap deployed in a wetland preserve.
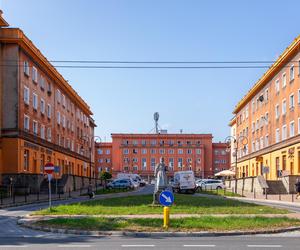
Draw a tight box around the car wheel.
[216,186,222,190]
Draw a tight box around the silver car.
[200,180,225,190]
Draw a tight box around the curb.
[18,218,300,237]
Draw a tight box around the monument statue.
[153,157,168,204]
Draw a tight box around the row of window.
[97,149,111,155]
[24,60,89,127]
[122,139,202,146]
[24,115,89,156]
[213,149,227,155]
[275,118,300,143]
[274,90,300,119]
[237,62,300,127]
[98,158,111,163]
[123,157,201,165]
[24,86,52,118]
[123,148,202,155]
[214,159,227,164]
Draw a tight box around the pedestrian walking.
[87,183,95,199]
[295,178,300,199]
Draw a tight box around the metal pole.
[48,176,51,210]
[235,140,238,194]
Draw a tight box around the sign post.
[44,162,54,210]
[159,190,174,229]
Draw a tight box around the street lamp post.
[81,136,102,183]
[225,135,248,193]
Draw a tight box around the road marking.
[122,245,155,248]
[247,245,282,248]
[183,245,216,247]
[0,246,27,248]
[58,245,91,248]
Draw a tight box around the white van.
[172,171,196,194]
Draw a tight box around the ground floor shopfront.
[0,137,95,192]
[236,137,300,181]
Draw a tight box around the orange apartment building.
[95,142,112,177]
[0,12,96,191]
[231,35,300,192]
[95,133,230,179]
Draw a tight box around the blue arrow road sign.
[159,190,174,206]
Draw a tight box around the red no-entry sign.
[44,162,54,174]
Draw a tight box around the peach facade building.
[95,133,230,179]
[0,12,96,191]
[231,35,300,188]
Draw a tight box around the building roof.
[233,35,300,114]
[0,11,8,27]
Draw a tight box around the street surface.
[0,186,300,249]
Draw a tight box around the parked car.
[200,179,225,191]
[195,179,209,188]
[172,171,196,194]
[107,178,134,190]
[117,173,145,187]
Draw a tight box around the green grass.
[35,194,288,215]
[197,189,242,197]
[36,216,300,232]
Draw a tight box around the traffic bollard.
[254,188,256,199]
[163,206,170,229]
[292,193,294,202]
[279,192,281,201]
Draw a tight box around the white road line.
[0,246,27,248]
[57,245,91,248]
[183,245,216,247]
[247,245,282,248]
[122,245,155,248]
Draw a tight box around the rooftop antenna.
[154,112,159,134]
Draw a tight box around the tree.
[100,172,112,188]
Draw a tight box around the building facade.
[231,35,300,182]
[95,142,112,177]
[95,133,230,179]
[0,12,96,191]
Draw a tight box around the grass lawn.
[36,216,300,232]
[35,194,288,215]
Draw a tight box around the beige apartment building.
[231,35,300,193]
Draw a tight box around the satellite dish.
[154,112,159,122]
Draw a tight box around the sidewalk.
[0,187,91,209]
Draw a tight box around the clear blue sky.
[4,0,300,142]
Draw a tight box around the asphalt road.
[1,186,300,249]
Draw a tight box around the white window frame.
[275,128,280,143]
[290,65,295,81]
[56,89,61,103]
[282,73,286,88]
[290,93,295,109]
[47,104,51,118]
[33,120,38,135]
[24,86,30,105]
[24,115,30,131]
[282,99,286,115]
[275,104,280,119]
[275,79,280,93]
[40,98,45,114]
[32,66,38,83]
[57,111,61,124]
[23,61,30,76]
[290,120,295,137]
[33,93,38,110]
[41,125,45,139]
[282,125,287,140]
